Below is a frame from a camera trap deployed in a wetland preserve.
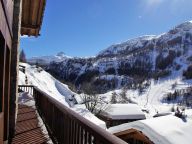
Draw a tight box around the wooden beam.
[114,128,154,144]
[21,25,39,30]
[9,0,22,141]
[21,0,46,36]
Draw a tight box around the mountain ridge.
[28,20,192,94]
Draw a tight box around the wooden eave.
[21,0,46,37]
[114,128,154,144]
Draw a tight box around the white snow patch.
[72,104,106,129]
[109,114,192,144]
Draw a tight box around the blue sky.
[21,0,192,58]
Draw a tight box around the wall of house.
[0,0,14,143]
[115,129,154,144]
[98,115,143,128]
[9,0,23,142]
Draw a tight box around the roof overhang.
[21,0,46,37]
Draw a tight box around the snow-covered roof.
[100,104,146,120]
[109,114,192,144]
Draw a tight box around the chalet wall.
[0,0,13,143]
[0,0,13,48]
[9,0,22,141]
[98,115,144,128]
[115,129,154,144]
[0,31,5,144]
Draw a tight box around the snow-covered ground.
[19,63,106,128]
[99,50,192,118]
[108,111,192,144]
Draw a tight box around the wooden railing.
[18,85,127,144]
[18,85,34,96]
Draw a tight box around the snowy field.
[109,111,192,144]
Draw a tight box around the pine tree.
[20,49,26,62]
[120,88,129,103]
[110,92,117,104]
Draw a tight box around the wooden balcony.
[12,85,128,144]
[11,105,49,144]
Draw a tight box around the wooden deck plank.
[11,104,49,144]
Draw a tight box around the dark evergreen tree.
[120,88,129,103]
[110,92,117,104]
[20,49,27,62]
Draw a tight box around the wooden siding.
[0,0,13,48]
[21,0,46,36]
[114,129,154,144]
[2,0,13,35]
[98,115,145,128]
[0,0,13,143]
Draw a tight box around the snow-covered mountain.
[28,21,192,97]
[28,52,72,65]
[97,21,192,58]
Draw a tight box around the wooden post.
[9,0,22,141]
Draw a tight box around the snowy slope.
[19,63,106,128]
[98,48,192,117]
[108,113,192,144]
[98,20,192,57]
[34,20,191,93]
[19,63,74,107]
[97,35,157,57]
[99,74,192,118]
[26,20,192,114]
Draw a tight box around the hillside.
[28,21,192,108]
[19,63,106,128]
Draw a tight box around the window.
[3,46,10,140]
[0,31,5,112]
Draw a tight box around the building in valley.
[98,104,146,128]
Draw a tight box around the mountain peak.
[174,21,192,31]
[56,52,66,57]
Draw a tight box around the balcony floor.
[11,104,49,144]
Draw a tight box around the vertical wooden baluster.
[76,123,80,144]
[81,127,84,144]
[88,132,92,144]
[85,130,88,144]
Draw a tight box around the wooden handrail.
[18,85,34,95]
[18,85,128,144]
